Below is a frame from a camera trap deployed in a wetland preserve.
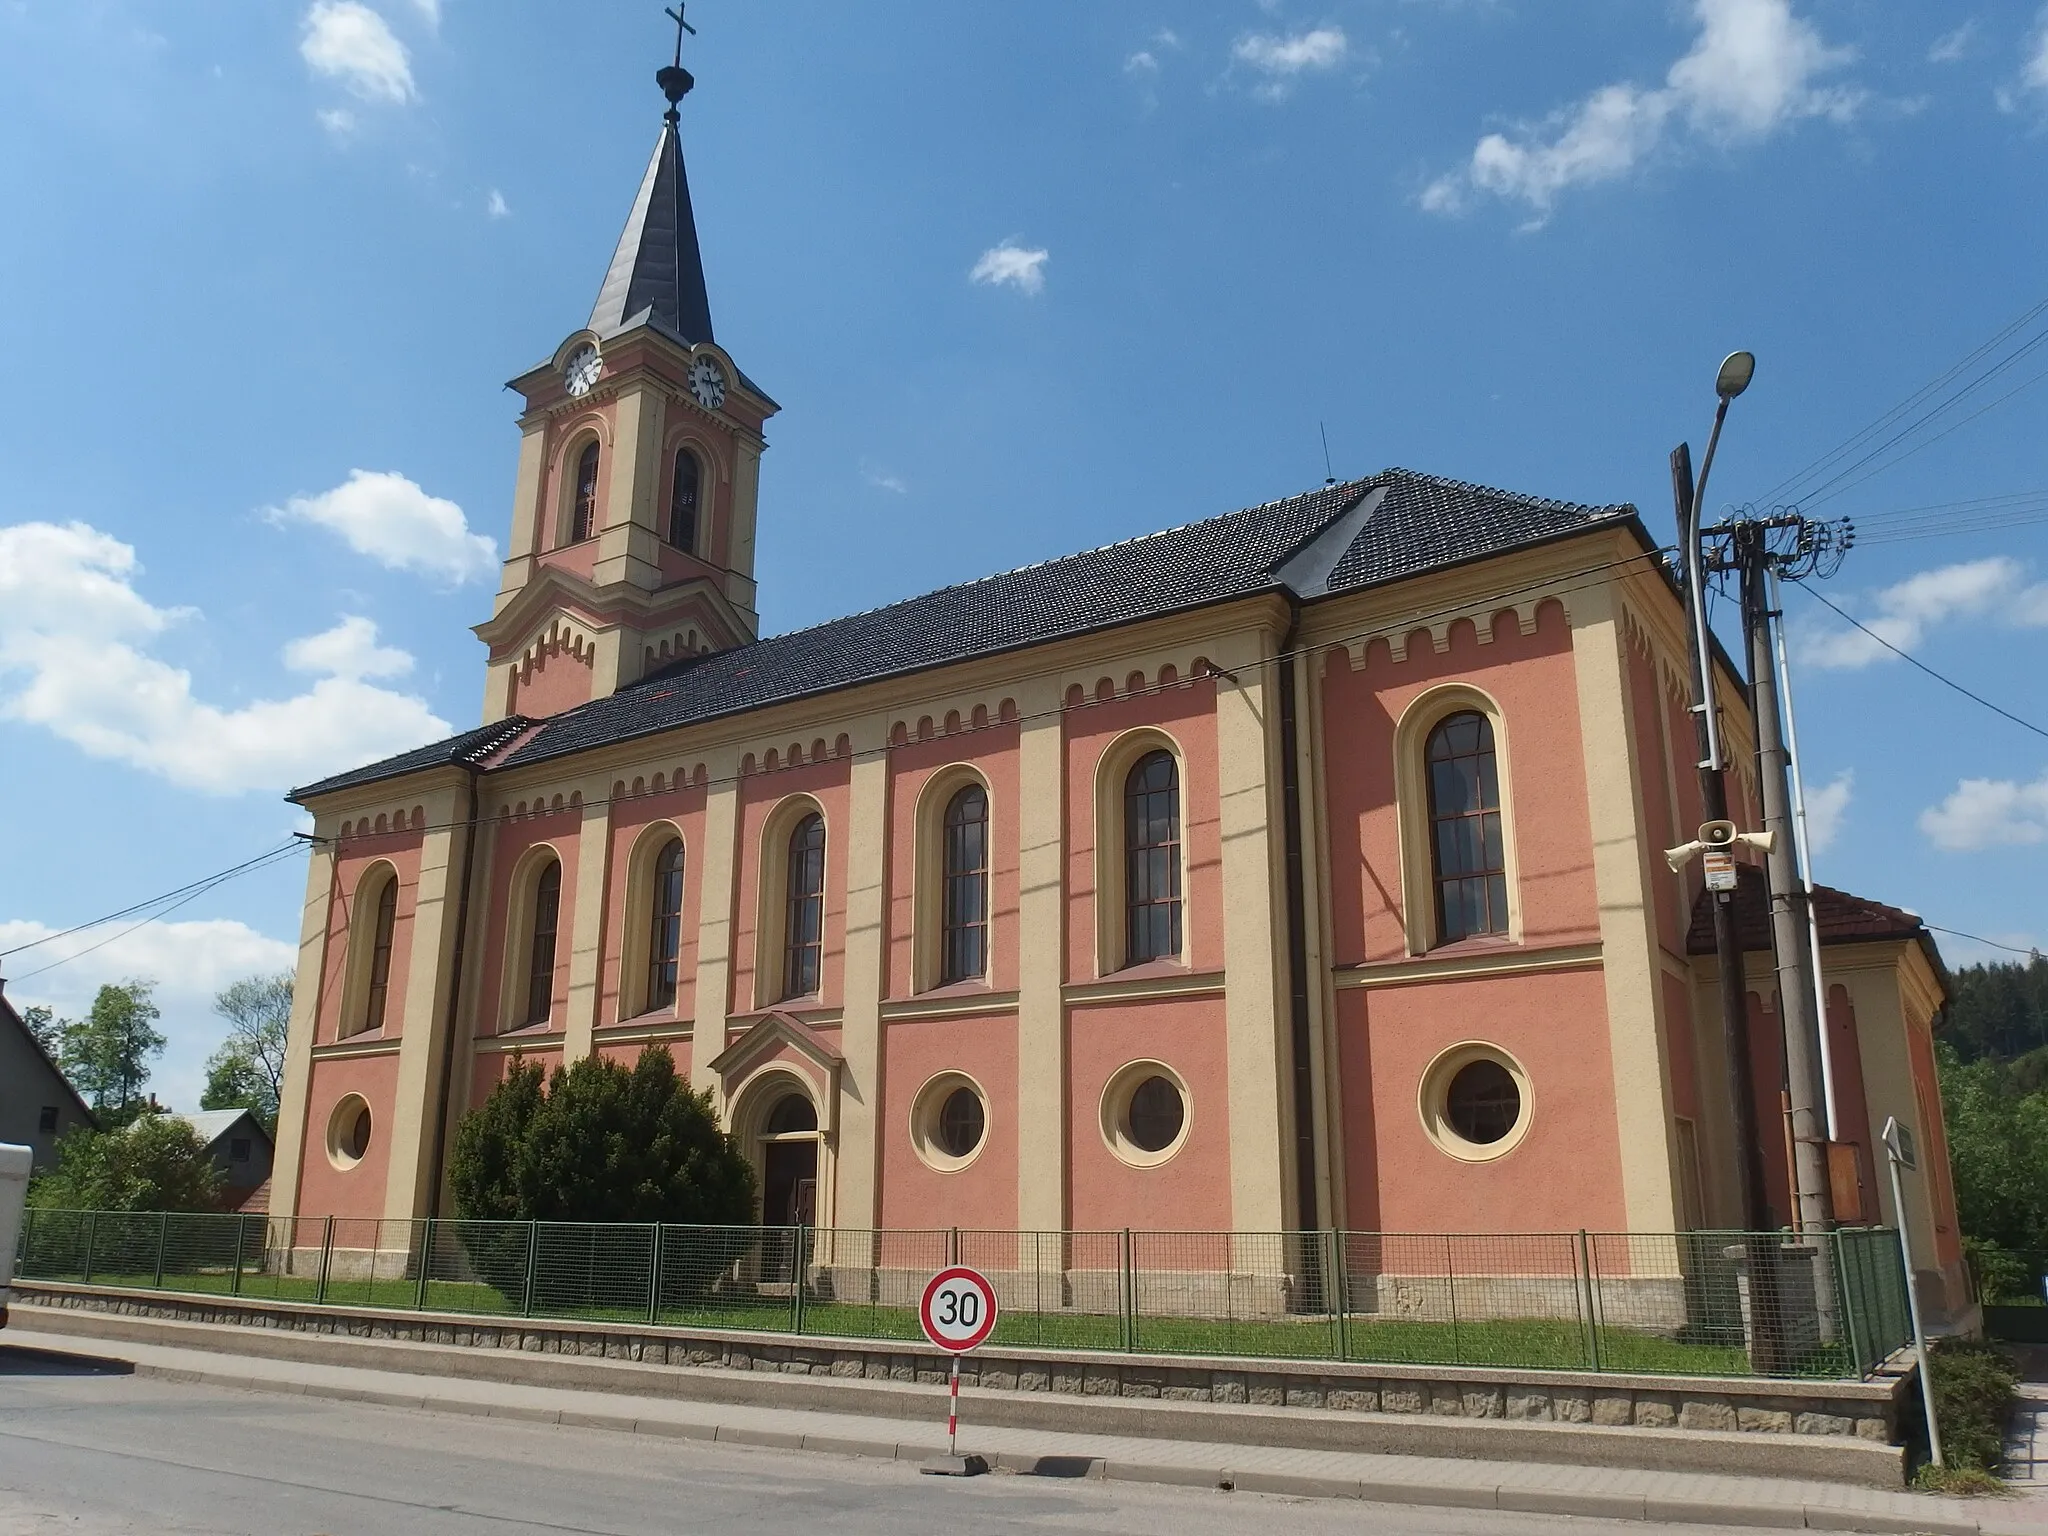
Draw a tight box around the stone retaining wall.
[15,1281,1904,1445]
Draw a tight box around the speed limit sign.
[919,1265,999,1353]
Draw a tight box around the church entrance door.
[758,1090,819,1286]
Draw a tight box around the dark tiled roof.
[589,112,715,345]
[291,718,533,804]
[294,468,1635,798]
[1686,867,1929,955]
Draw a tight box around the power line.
[1787,580,2048,741]
[0,841,304,962]
[1758,293,2048,509]
[1925,925,2042,959]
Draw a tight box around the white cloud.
[0,521,450,795]
[2027,12,2048,92]
[1919,770,2048,850]
[0,917,298,1114]
[485,188,509,219]
[1802,769,1852,854]
[316,106,357,138]
[301,1,415,104]
[409,0,440,30]
[268,469,497,585]
[1928,20,1977,63]
[1798,556,2048,668]
[1233,26,1349,97]
[283,615,413,680]
[1126,50,1160,74]
[1424,0,1857,221]
[970,242,1050,296]
[861,464,908,495]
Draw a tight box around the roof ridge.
[1379,465,1634,517]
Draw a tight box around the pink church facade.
[268,58,1966,1315]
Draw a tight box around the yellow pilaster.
[269,831,337,1226]
[690,747,743,1099]
[561,784,615,1061]
[833,732,891,1230]
[1214,629,1290,1233]
[1567,585,1678,1233]
[380,782,474,1221]
[1014,678,1069,1233]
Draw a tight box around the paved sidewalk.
[2008,1385,2048,1494]
[7,1327,2045,1536]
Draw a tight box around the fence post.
[1444,1234,1460,1366]
[1119,1228,1135,1352]
[522,1221,538,1317]
[792,1225,808,1337]
[949,1226,960,1267]
[16,1207,31,1277]
[647,1224,663,1327]
[1576,1231,1602,1372]
[80,1210,96,1285]
[153,1212,168,1290]
[231,1214,248,1297]
[315,1216,334,1304]
[1325,1229,1346,1361]
[414,1218,433,1312]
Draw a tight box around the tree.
[448,1046,758,1310]
[20,1003,63,1056]
[58,981,165,1123]
[450,1045,755,1225]
[1936,1040,2048,1300]
[1945,954,2048,1065]
[27,1114,223,1213]
[200,973,292,1133]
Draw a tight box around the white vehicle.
[0,1144,31,1328]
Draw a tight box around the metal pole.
[232,1214,248,1297]
[1673,444,1772,1232]
[1769,564,1840,1140]
[648,1224,662,1327]
[948,1354,960,1457]
[1888,1148,1942,1467]
[81,1209,96,1285]
[522,1221,538,1317]
[414,1218,433,1311]
[1688,402,1733,772]
[1742,534,1835,1249]
[315,1215,334,1305]
[154,1212,168,1290]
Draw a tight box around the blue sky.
[2,0,2045,1110]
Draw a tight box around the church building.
[268,50,1966,1317]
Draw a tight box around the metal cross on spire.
[664,4,696,68]
[657,4,698,112]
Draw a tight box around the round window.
[1445,1059,1520,1144]
[910,1073,990,1172]
[1418,1043,1532,1162]
[1099,1061,1192,1167]
[935,1087,985,1159]
[1127,1076,1185,1152]
[327,1095,373,1170]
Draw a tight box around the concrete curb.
[11,1302,1905,1487]
[106,1356,1994,1535]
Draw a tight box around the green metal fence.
[13,1210,1912,1381]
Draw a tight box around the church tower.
[477,40,776,723]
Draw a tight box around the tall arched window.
[783,813,826,999]
[362,876,398,1035]
[524,860,562,1026]
[1124,750,1182,965]
[570,441,600,543]
[1426,711,1508,942]
[645,838,685,1012]
[668,449,700,552]
[941,784,989,984]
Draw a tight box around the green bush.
[1924,1338,2019,1474]
[26,1115,224,1215]
[447,1046,758,1310]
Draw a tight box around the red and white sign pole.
[918,1266,999,1472]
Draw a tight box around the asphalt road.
[0,1345,1754,1536]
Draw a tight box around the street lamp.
[1716,349,1757,400]
[1687,350,1755,771]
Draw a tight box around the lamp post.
[1672,351,1772,1237]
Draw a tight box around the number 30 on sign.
[919,1266,999,1352]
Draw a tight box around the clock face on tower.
[563,344,602,397]
[688,356,727,411]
